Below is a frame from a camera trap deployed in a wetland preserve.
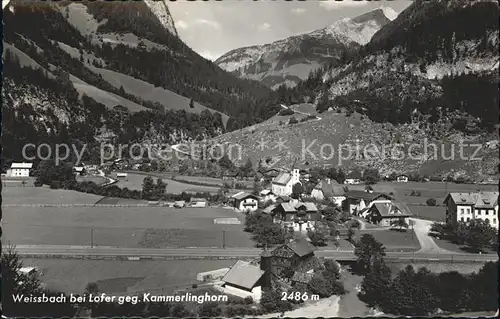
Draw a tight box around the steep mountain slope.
[215,7,398,89]
[206,0,499,182]
[1,0,277,163]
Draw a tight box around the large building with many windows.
[444,192,499,229]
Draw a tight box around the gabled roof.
[260,189,274,196]
[276,195,291,202]
[314,179,345,197]
[272,171,292,186]
[231,191,259,201]
[10,163,33,169]
[445,192,498,208]
[369,201,412,217]
[222,260,265,290]
[279,202,297,212]
[263,204,277,214]
[286,239,315,257]
[296,202,318,212]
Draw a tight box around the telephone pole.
[90,228,94,248]
[222,230,226,249]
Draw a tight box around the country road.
[6,245,497,263]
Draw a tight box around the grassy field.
[173,175,254,188]
[3,206,253,248]
[112,172,220,194]
[358,229,421,252]
[2,186,103,205]
[21,258,236,295]
[76,175,107,185]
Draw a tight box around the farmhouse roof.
[314,179,345,197]
[286,239,315,257]
[445,192,498,208]
[276,195,291,202]
[10,163,33,169]
[263,204,277,214]
[231,191,259,201]
[222,260,265,290]
[260,189,273,196]
[296,202,318,212]
[279,202,297,213]
[370,201,412,217]
[272,171,292,186]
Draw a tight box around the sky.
[168,0,413,61]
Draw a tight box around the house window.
[460,217,464,222]
[493,219,497,224]
[476,210,480,215]
[485,210,489,215]
[466,217,470,222]
[460,208,464,214]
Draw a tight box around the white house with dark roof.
[444,192,499,228]
[270,201,320,232]
[271,168,301,196]
[259,189,276,203]
[7,162,33,177]
[231,191,259,212]
[364,201,412,227]
[217,260,265,302]
[310,178,346,206]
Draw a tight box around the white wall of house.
[7,168,30,177]
[237,198,258,212]
[446,201,498,229]
[215,284,262,303]
[332,196,346,207]
[272,169,301,196]
[310,188,324,200]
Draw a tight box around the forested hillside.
[267,0,499,136]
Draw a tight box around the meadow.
[3,205,253,248]
[358,229,421,252]
[21,258,236,295]
[1,186,103,205]
[112,172,220,194]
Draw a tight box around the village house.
[231,191,260,212]
[270,202,320,232]
[310,178,346,206]
[397,175,409,183]
[73,166,85,176]
[218,260,265,302]
[444,192,499,229]
[364,201,412,227]
[7,162,32,177]
[271,168,301,196]
[343,190,392,215]
[259,239,322,282]
[259,189,276,203]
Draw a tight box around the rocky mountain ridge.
[215,6,398,89]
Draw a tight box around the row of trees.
[354,234,498,316]
[430,220,498,252]
[244,211,289,247]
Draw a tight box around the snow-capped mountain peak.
[144,0,178,37]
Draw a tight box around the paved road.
[7,245,497,262]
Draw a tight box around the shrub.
[288,116,298,124]
[50,181,61,189]
[426,198,437,206]
[279,108,295,116]
[34,179,43,187]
